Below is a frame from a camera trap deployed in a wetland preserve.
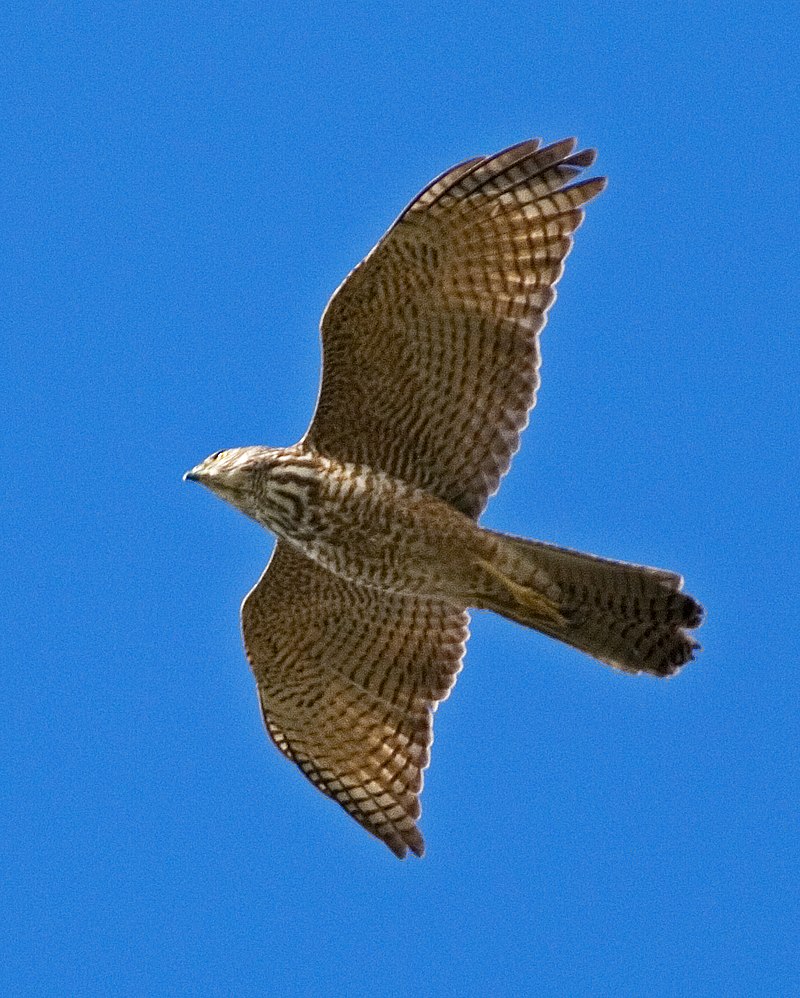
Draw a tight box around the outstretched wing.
[241,543,469,858]
[306,138,606,519]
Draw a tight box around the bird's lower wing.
[240,542,469,858]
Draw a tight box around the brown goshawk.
[185,138,704,858]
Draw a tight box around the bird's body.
[195,445,499,604]
[185,137,704,858]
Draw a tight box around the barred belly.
[266,453,485,600]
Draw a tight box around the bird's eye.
[211,450,227,462]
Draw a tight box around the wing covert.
[307,138,606,518]
[241,543,468,858]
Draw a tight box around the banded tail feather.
[479,532,704,677]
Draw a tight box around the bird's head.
[184,445,317,533]
[184,447,274,514]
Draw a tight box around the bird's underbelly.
[290,528,465,599]
[279,488,489,602]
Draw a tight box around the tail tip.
[680,592,705,629]
[648,627,703,679]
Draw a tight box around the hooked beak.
[183,467,203,483]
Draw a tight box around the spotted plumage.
[185,138,704,858]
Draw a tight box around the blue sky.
[3,2,798,995]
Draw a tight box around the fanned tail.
[479,533,704,677]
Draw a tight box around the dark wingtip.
[407,828,425,859]
[565,147,598,168]
[568,175,608,202]
[384,826,425,860]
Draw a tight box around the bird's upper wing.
[241,542,468,858]
[305,138,606,519]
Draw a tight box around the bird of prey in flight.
[185,137,704,858]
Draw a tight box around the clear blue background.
[3,3,798,995]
